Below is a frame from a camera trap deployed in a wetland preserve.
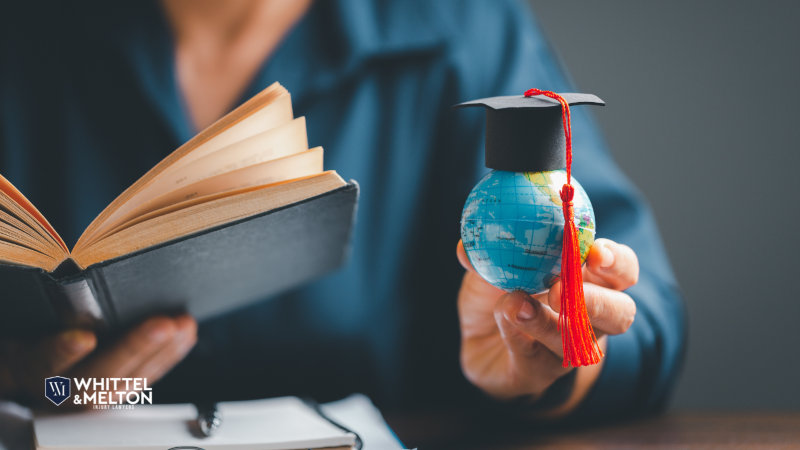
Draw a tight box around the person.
[0,0,685,420]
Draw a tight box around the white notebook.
[33,397,358,450]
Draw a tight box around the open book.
[0,83,358,337]
[0,82,345,271]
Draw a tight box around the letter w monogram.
[49,382,65,396]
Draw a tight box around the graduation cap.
[455,89,607,367]
[453,93,604,172]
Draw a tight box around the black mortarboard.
[453,93,604,172]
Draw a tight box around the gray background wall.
[527,1,800,410]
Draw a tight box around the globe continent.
[461,170,595,294]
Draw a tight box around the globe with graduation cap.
[455,93,603,294]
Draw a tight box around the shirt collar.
[330,0,453,63]
[246,0,453,110]
[123,0,195,145]
[127,0,453,144]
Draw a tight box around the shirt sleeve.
[445,0,687,420]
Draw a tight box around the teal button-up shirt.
[0,0,685,419]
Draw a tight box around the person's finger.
[583,239,639,291]
[49,317,192,412]
[500,291,565,358]
[584,283,637,335]
[33,329,97,376]
[10,329,96,395]
[546,282,636,336]
[493,293,571,391]
[129,315,197,381]
[457,239,475,272]
[73,316,179,379]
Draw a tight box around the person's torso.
[1,0,521,409]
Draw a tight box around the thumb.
[493,293,571,394]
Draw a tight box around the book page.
[0,222,52,254]
[0,194,58,250]
[0,240,60,271]
[0,190,67,266]
[0,175,67,253]
[135,117,308,197]
[75,83,292,252]
[0,208,60,251]
[81,118,309,247]
[94,173,326,239]
[86,147,323,247]
[74,172,345,268]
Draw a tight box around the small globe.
[461,169,595,294]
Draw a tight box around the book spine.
[43,277,107,330]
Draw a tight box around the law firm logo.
[42,377,154,409]
[44,376,70,406]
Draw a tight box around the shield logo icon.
[44,376,70,406]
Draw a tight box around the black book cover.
[0,182,359,339]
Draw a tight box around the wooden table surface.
[384,412,800,450]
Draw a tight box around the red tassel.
[524,88,603,367]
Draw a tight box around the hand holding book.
[0,314,196,409]
[0,83,358,358]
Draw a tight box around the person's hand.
[457,238,638,417]
[0,314,197,409]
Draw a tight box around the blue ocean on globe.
[461,170,595,294]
